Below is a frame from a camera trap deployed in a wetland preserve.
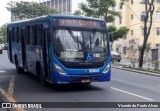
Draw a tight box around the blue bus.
[7,15,111,85]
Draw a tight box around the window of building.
[123,35,127,39]
[131,30,134,35]
[156,11,160,20]
[131,14,133,19]
[123,47,127,55]
[119,17,122,24]
[156,44,160,47]
[156,27,160,35]
[131,45,133,51]
[131,0,133,4]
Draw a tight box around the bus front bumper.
[52,70,111,84]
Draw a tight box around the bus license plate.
[81,79,91,83]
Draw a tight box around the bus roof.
[7,14,105,26]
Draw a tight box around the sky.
[0,0,86,27]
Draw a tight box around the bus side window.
[34,25,37,45]
[29,26,32,45]
[31,25,36,45]
[17,27,19,43]
[36,24,42,46]
[26,26,30,44]
[14,27,17,43]
[18,27,22,43]
[12,27,14,42]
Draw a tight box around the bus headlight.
[103,64,111,74]
[54,64,66,75]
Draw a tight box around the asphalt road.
[0,51,160,111]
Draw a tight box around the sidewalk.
[112,60,160,77]
[116,59,155,69]
[112,65,160,77]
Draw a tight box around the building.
[39,0,72,14]
[112,0,160,60]
[11,0,72,22]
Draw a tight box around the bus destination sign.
[54,19,106,29]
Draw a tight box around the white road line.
[111,87,154,101]
[0,70,6,73]
[8,77,15,96]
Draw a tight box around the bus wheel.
[38,68,46,86]
[15,56,23,73]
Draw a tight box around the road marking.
[0,85,26,111]
[111,87,154,101]
[0,70,6,73]
[8,77,15,96]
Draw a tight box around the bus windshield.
[53,29,108,63]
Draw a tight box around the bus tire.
[37,65,46,86]
[15,56,24,74]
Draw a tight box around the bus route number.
[89,69,100,73]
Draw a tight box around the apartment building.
[112,0,160,60]
[39,0,72,14]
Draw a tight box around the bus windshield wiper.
[68,29,83,50]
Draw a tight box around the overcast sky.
[0,0,86,27]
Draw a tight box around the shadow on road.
[14,72,106,94]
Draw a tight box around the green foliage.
[73,10,82,15]
[109,26,128,42]
[108,25,116,32]
[79,0,121,22]
[6,1,58,20]
[0,24,7,44]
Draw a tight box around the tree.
[139,0,155,68]
[6,1,58,20]
[79,0,120,22]
[0,24,7,44]
[108,25,128,50]
[73,10,82,15]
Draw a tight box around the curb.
[112,66,160,77]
